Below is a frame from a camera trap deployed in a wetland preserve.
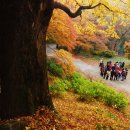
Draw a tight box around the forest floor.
[6,91,130,130]
[53,92,130,130]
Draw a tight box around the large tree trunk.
[0,0,54,119]
[0,0,105,120]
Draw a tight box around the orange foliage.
[77,34,108,51]
[124,42,130,58]
[20,107,65,130]
[47,10,78,51]
[79,42,93,51]
[125,42,130,49]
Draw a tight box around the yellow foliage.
[25,127,31,130]
[53,0,130,44]
[128,0,130,10]
[56,49,75,76]
[47,9,77,51]
[106,26,119,39]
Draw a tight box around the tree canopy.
[46,0,130,52]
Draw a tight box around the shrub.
[47,58,63,77]
[92,50,116,58]
[70,72,128,110]
[78,50,89,58]
[70,73,91,93]
[100,50,116,58]
[73,45,82,54]
[73,45,92,57]
[92,50,100,56]
[56,44,68,51]
[104,92,128,110]
[49,79,71,96]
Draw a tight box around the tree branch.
[54,2,112,18]
[120,0,127,4]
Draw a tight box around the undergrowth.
[47,58,63,77]
[49,79,71,96]
[70,72,128,110]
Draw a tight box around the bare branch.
[54,1,130,20]
[120,0,127,4]
[54,2,112,18]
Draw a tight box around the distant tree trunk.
[0,0,54,119]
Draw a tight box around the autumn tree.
[0,0,130,120]
[109,22,130,55]
[47,10,78,51]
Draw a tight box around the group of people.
[99,58,128,81]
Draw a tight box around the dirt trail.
[46,44,130,94]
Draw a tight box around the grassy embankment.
[47,58,130,129]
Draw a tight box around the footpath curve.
[73,58,130,94]
[46,44,130,94]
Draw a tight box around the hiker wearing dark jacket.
[110,65,115,80]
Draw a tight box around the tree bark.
[0,0,54,119]
[0,0,112,120]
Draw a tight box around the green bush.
[70,73,128,110]
[49,79,71,96]
[92,50,100,56]
[79,51,89,57]
[56,45,68,51]
[73,46,82,54]
[47,58,63,77]
[93,50,116,58]
[73,46,90,57]
[105,92,128,109]
[100,50,116,58]
[49,72,128,109]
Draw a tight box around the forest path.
[46,44,130,94]
[73,57,130,94]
